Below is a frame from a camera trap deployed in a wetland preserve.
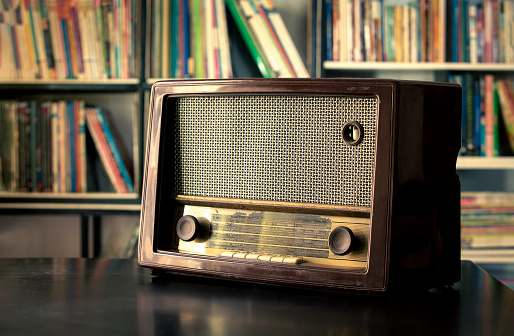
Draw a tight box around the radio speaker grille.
[172,95,378,207]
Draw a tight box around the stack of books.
[0,0,137,80]
[0,100,133,194]
[461,192,514,249]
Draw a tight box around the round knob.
[176,215,200,242]
[328,226,356,255]
[342,121,364,145]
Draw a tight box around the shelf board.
[0,79,141,92]
[0,202,141,212]
[0,192,141,213]
[0,192,139,199]
[324,61,514,72]
[461,249,514,263]
[0,78,140,85]
[457,157,514,169]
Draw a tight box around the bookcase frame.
[1,0,513,261]
[0,0,148,213]
[0,0,148,258]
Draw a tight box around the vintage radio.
[139,78,461,292]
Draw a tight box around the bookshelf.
[0,0,145,258]
[0,0,144,207]
[0,85,142,211]
[2,0,513,262]
[312,0,514,263]
[0,0,310,257]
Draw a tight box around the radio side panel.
[391,82,462,289]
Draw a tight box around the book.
[94,107,134,192]
[78,101,87,192]
[216,0,232,78]
[307,0,323,76]
[47,0,68,79]
[68,101,76,192]
[85,107,124,192]
[50,102,59,192]
[225,0,273,77]
[226,0,308,78]
[0,102,16,191]
[29,1,50,79]
[484,74,494,156]
[57,101,66,191]
[85,107,134,193]
[267,7,309,77]
[17,102,31,191]
[191,0,204,78]
[247,0,293,77]
[497,80,514,152]
[39,1,57,79]
[40,102,52,191]
[325,0,333,61]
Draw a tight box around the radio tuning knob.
[176,215,200,242]
[328,226,356,255]
[342,121,364,145]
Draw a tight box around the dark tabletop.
[1,258,513,336]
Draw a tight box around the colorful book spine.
[258,0,298,76]
[225,0,273,77]
[205,0,214,78]
[85,107,127,193]
[0,101,18,191]
[474,78,482,156]
[68,101,76,192]
[183,0,191,77]
[177,0,185,78]
[48,0,67,79]
[268,11,309,77]
[325,0,333,61]
[70,3,85,77]
[94,107,133,192]
[192,0,204,78]
[484,74,494,156]
[78,101,86,192]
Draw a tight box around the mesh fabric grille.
[172,95,378,207]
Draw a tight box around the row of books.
[0,100,133,194]
[149,0,309,78]
[226,0,309,77]
[0,0,137,80]
[450,0,514,63]
[325,0,514,64]
[150,0,232,79]
[461,192,514,249]
[449,75,514,157]
[450,74,499,156]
